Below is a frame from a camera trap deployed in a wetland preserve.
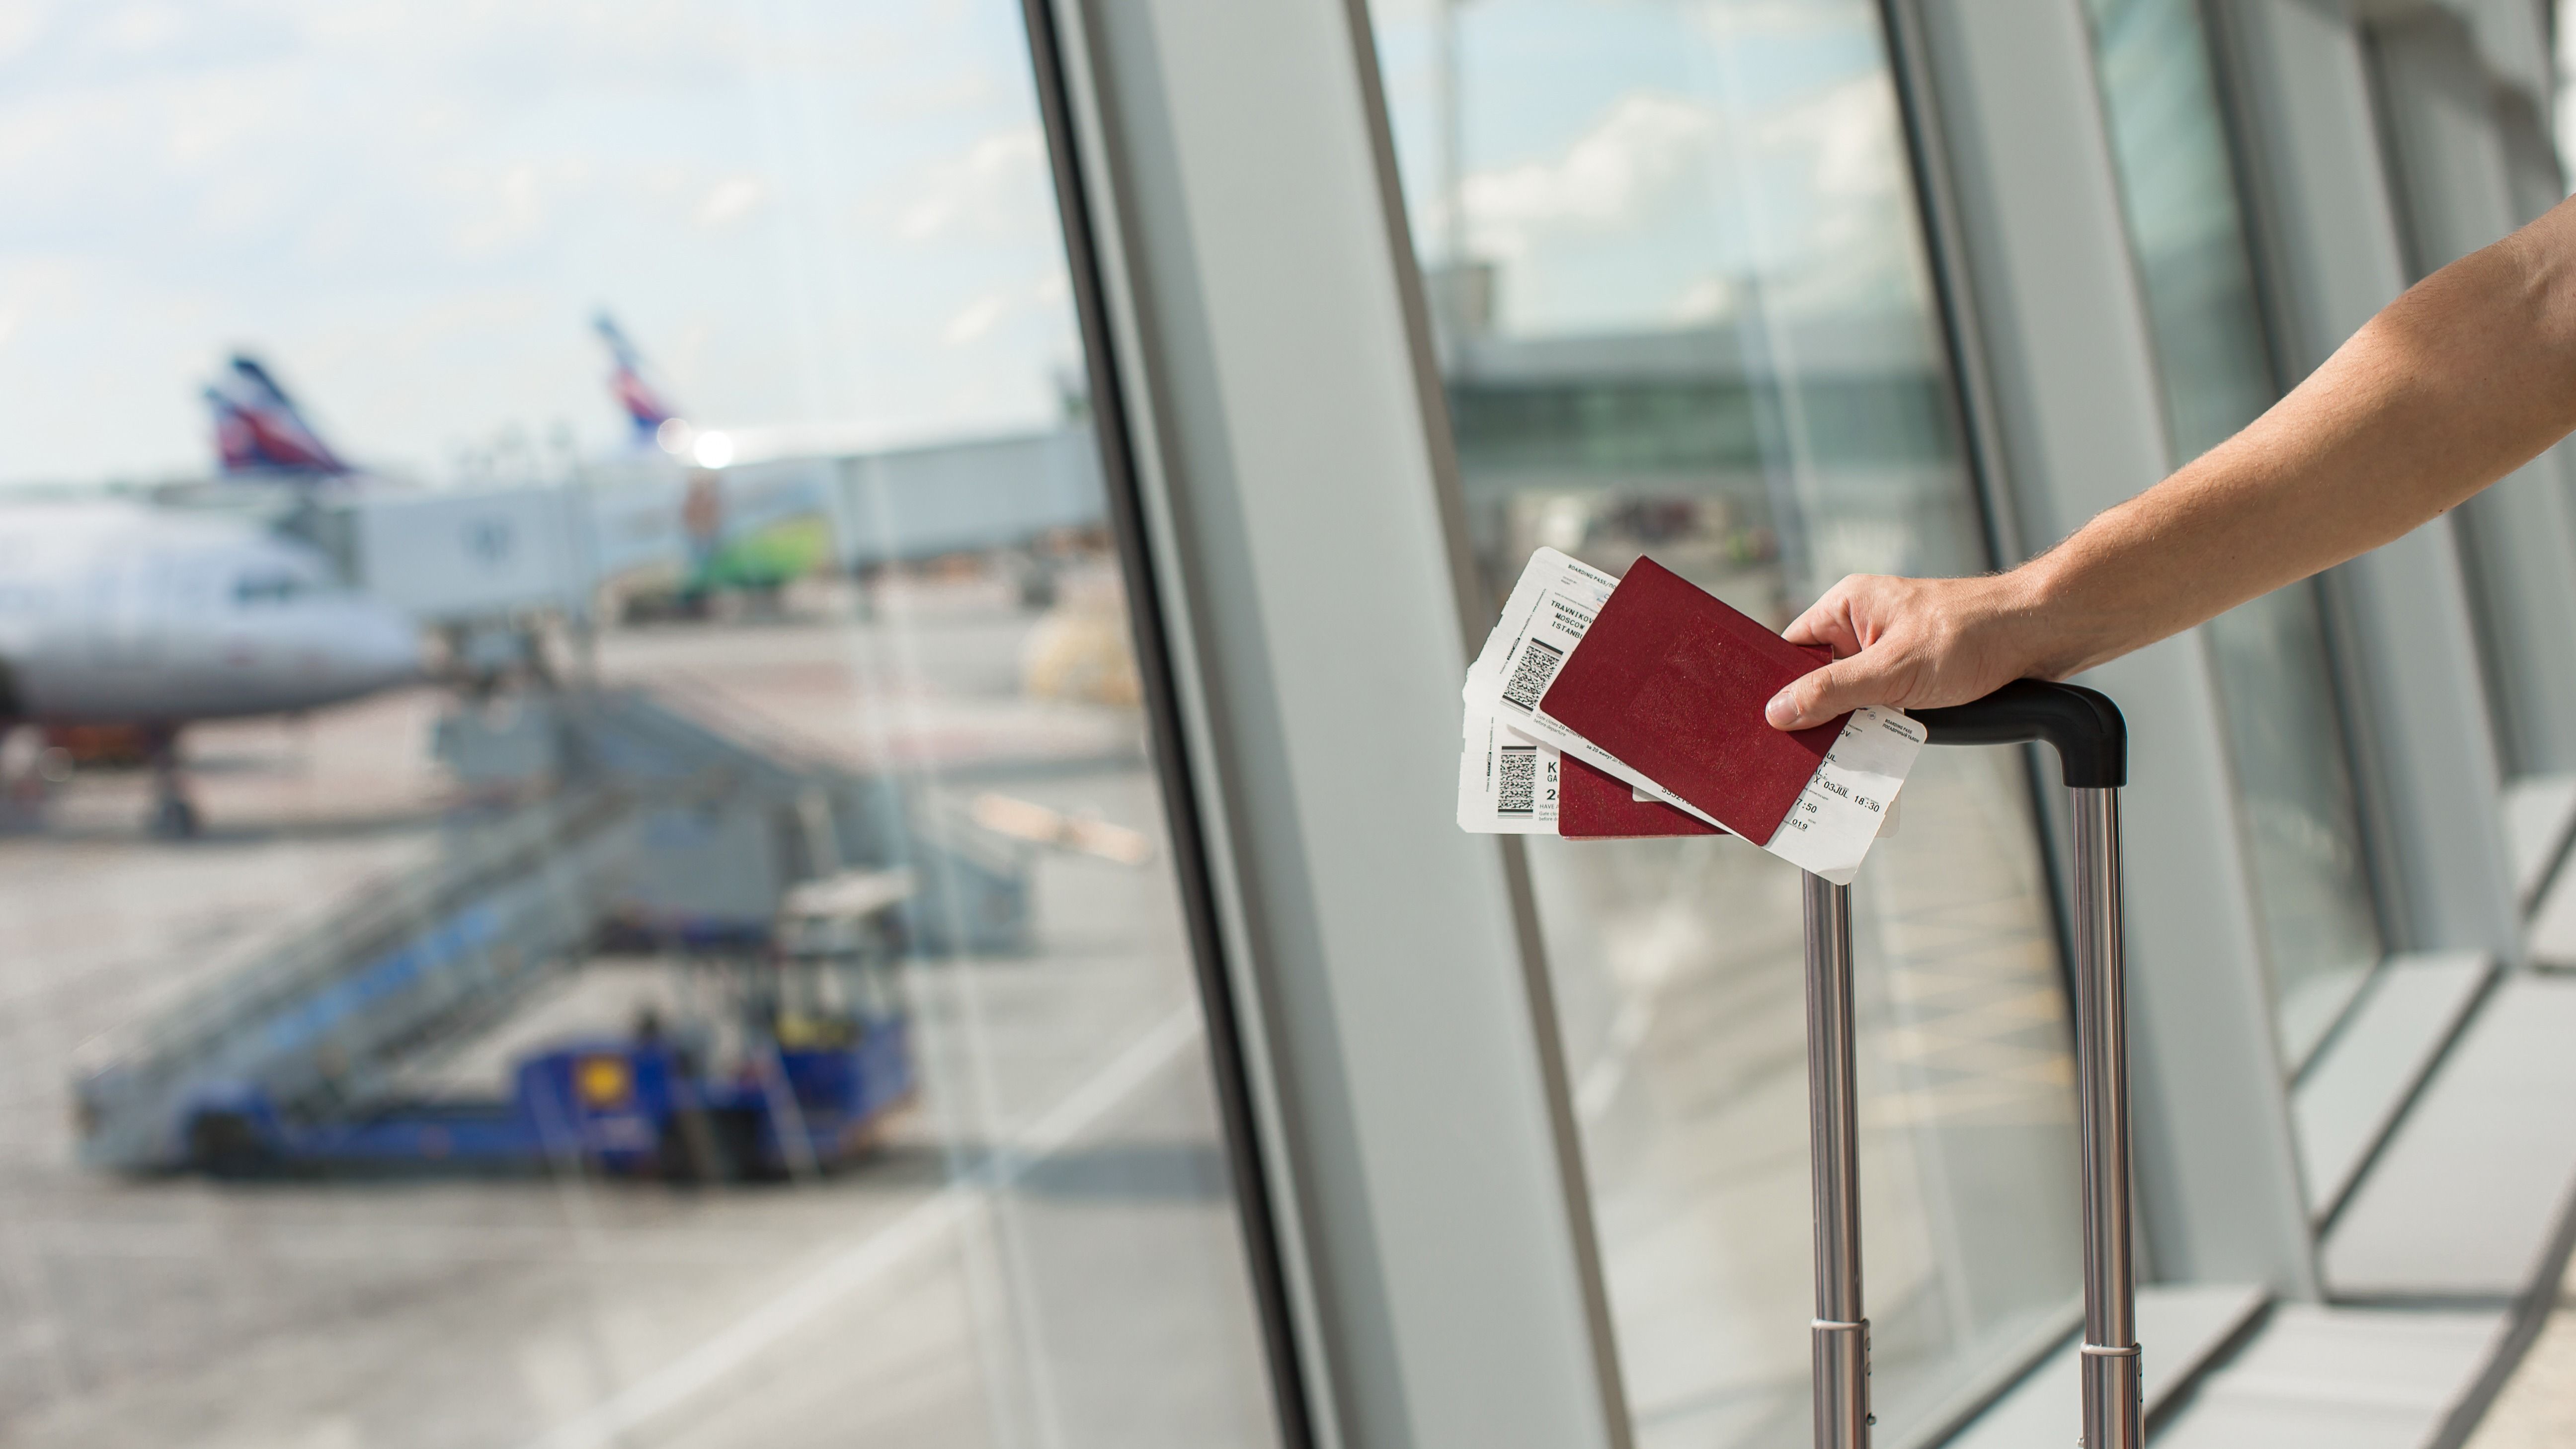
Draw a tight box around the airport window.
[2084,0,2388,1069]
[1368,1,2085,1441]
[0,5,1284,1447]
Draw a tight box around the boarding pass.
[1462,548,1924,885]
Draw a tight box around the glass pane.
[1371,2,2085,1441]
[2085,0,2386,1067]
[0,7,1282,1448]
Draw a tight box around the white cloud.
[1670,274,1739,324]
[941,290,1009,345]
[939,268,1073,348]
[1746,75,1923,317]
[1446,92,1721,258]
[1426,66,1926,332]
[0,3,47,64]
[1757,73,1901,203]
[694,175,766,228]
[108,2,184,51]
[1437,78,1904,271]
[446,161,547,256]
[896,126,1047,242]
[166,73,289,165]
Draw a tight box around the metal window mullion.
[2368,10,2576,780]
[1329,6,1639,1443]
[1030,3,1624,1446]
[1017,5,1337,1448]
[1888,0,2318,1299]
[2206,0,2523,969]
[1879,0,2085,1085]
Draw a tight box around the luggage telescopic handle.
[1910,679,2128,788]
[1801,678,2141,1449]
[1922,677,2141,1449]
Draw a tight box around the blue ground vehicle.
[174,1013,912,1180]
[72,690,1020,1182]
[160,866,923,1181]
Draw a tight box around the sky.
[0,0,1079,486]
[1369,0,1939,338]
[0,0,2002,489]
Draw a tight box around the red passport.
[1558,755,1721,839]
[1536,556,1846,844]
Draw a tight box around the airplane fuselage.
[0,503,420,724]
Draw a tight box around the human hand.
[1764,572,2070,730]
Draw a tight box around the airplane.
[579,313,1103,611]
[592,311,843,468]
[595,313,685,452]
[204,354,352,478]
[588,313,835,607]
[592,311,964,468]
[0,501,421,837]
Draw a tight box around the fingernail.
[1765,690,1797,728]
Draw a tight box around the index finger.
[1783,591,1862,657]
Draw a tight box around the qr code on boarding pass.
[1501,638,1565,713]
[1499,746,1538,815]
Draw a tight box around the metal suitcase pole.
[1801,680,2137,1449]
[1803,868,1868,1449]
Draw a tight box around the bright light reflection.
[691,430,734,468]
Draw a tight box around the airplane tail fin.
[594,312,680,444]
[204,354,351,477]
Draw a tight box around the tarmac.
[0,568,1280,1449]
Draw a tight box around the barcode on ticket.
[1501,638,1565,713]
[1498,745,1538,815]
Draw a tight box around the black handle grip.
[1909,680,2126,789]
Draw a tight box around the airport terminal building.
[6,1,2576,1448]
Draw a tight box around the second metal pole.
[2070,788,2142,1449]
[1803,872,1869,1449]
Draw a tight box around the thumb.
[1765,656,1876,731]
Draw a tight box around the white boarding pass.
[1463,548,1924,885]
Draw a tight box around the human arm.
[1764,193,2576,731]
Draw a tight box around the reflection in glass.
[0,5,1279,1447]
[2085,0,2385,1067]
[1374,1,2084,1441]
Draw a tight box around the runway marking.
[516,1005,1206,1449]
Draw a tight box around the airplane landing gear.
[145,725,200,840]
[151,796,201,840]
